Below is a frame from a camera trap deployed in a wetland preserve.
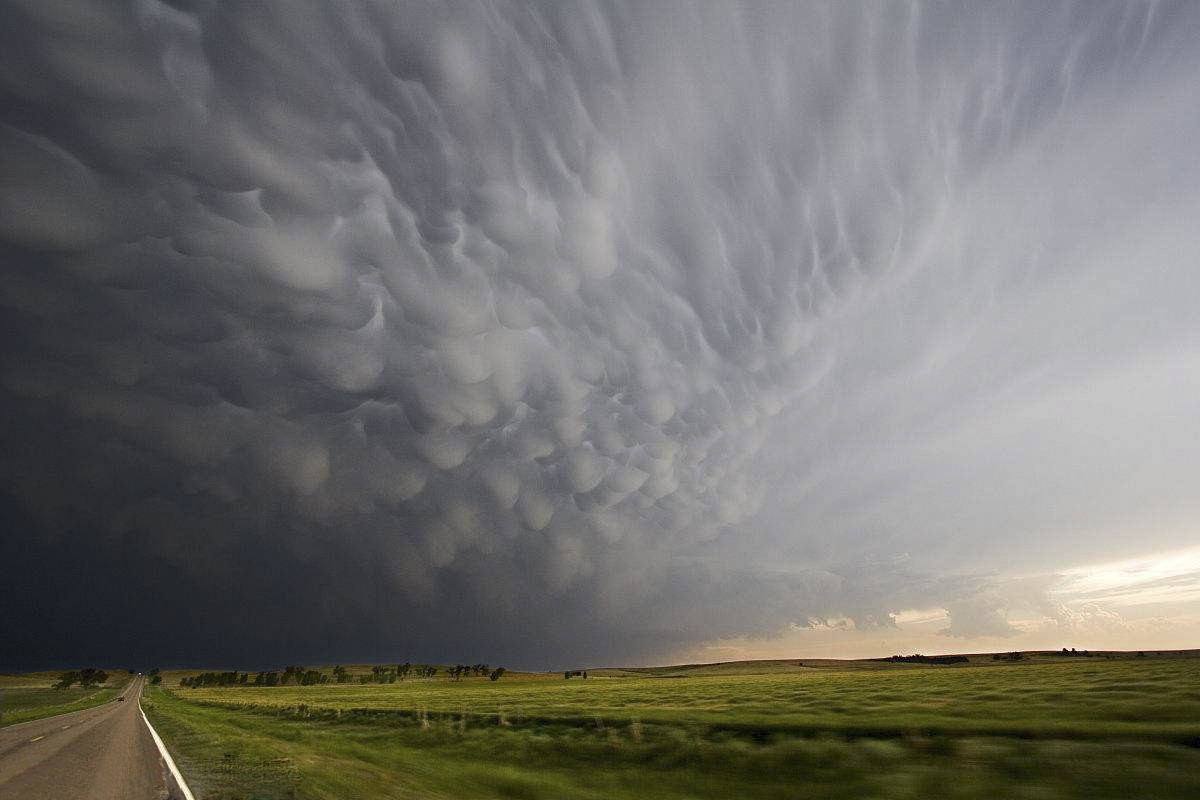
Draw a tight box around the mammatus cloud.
[2,1,1199,668]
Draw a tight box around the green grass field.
[141,654,1200,799]
[0,673,129,727]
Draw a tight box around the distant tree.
[181,671,243,688]
[489,667,506,681]
[150,675,162,685]
[333,665,349,684]
[54,671,80,689]
[369,664,398,684]
[300,669,327,686]
[69,668,108,687]
[280,665,307,685]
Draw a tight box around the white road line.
[61,725,71,730]
[137,681,195,800]
[29,735,44,742]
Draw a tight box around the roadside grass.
[144,657,1200,799]
[0,680,128,727]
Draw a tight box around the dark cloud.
[3,1,1200,670]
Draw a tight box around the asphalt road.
[0,676,177,800]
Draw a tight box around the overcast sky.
[2,1,1199,671]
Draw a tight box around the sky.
[2,0,1199,671]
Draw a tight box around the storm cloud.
[3,1,1200,669]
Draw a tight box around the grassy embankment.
[142,654,1200,800]
[0,672,128,727]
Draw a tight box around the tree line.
[353,663,437,683]
[179,666,329,688]
[345,663,503,683]
[178,663,506,688]
[886,654,969,665]
[449,664,505,681]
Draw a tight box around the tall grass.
[144,657,1200,799]
[178,658,1200,741]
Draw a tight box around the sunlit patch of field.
[142,655,1200,799]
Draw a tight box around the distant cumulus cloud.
[2,1,1200,669]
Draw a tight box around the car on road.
[117,696,125,702]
